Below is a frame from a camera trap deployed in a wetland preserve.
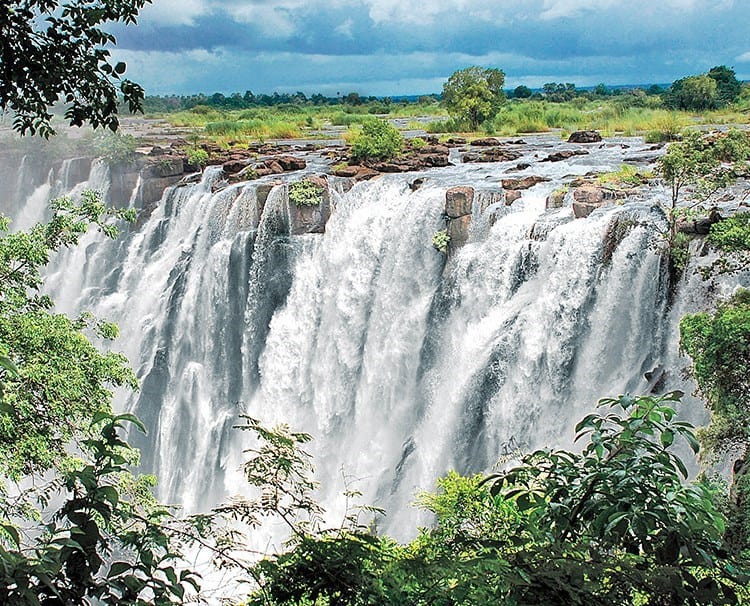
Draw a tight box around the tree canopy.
[0,0,151,136]
[441,66,506,130]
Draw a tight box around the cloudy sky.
[110,0,750,97]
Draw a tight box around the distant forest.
[142,65,744,114]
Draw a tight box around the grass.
[597,165,655,187]
[147,95,750,144]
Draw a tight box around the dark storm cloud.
[109,0,750,95]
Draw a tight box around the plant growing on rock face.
[701,212,750,276]
[350,118,404,161]
[657,129,750,275]
[289,180,324,206]
[432,229,450,254]
[441,66,506,131]
[681,290,750,554]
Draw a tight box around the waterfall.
[5,137,721,545]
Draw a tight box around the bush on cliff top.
[350,118,404,161]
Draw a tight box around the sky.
[109,0,750,97]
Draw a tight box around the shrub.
[186,147,209,168]
[91,131,137,163]
[350,118,404,161]
[289,180,324,206]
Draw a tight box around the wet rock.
[501,175,550,190]
[254,167,274,178]
[505,190,522,205]
[276,155,307,171]
[447,215,472,251]
[445,186,475,218]
[462,148,523,163]
[541,149,589,162]
[447,137,467,145]
[289,177,331,235]
[222,158,251,174]
[145,157,184,178]
[177,172,203,187]
[266,160,284,174]
[471,137,501,146]
[568,130,602,143]
[546,189,568,209]
[409,178,425,191]
[571,186,630,218]
[65,157,93,184]
[255,183,279,214]
[677,208,723,234]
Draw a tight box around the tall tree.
[441,66,506,130]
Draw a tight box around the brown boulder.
[333,165,359,178]
[546,189,568,209]
[463,148,523,163]
[471,137,501,146]
[541,149,590,162]
[266,160,284,174]
[223,158,251,174]
[568,130,602,144]
[505,190,522,205]
[146,157,185,178]
[445,186,475,218]
[276,155,307,171]
[501,176,550,190]
[447,215,472,251]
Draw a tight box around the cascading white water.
[6,136,718,547]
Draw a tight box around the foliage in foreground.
[0,194,200,604]
[243,393,748,606]
[0,0,150,136]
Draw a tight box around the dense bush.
[244,393,749,606]
[350,118,404,161]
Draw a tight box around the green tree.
[513,85,532,99]
[680,75,718,110]
[681,290,750,459]
[0,195,202,603]
[681,289,750,554]
[0,0,151,137]
[707,65,742,107]
[657,129,750,274]
[441,66,506,131]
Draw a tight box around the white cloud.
[138,0,209,26]
[736,51,750,62]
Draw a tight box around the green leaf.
[108,561,132,577]
[660,429,674,447]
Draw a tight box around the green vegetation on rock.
[289,180,325,206]
[431,229,450,254]
[350,118,404,161]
